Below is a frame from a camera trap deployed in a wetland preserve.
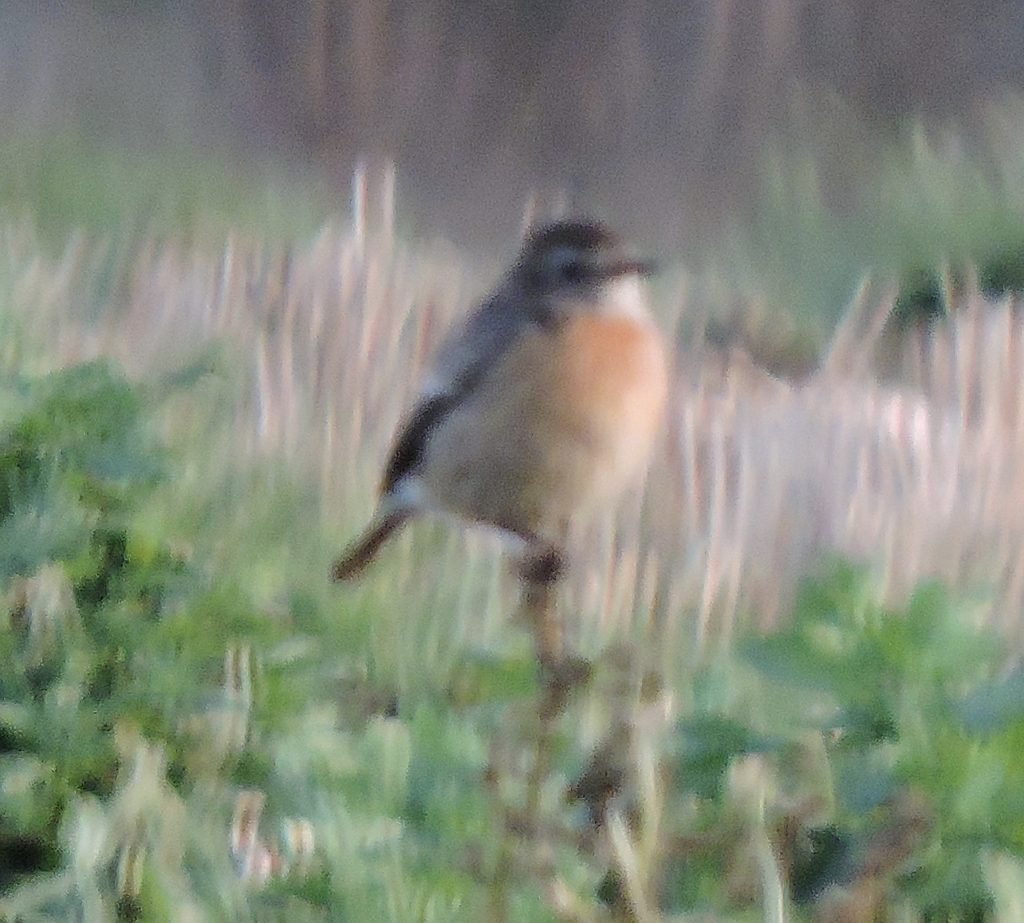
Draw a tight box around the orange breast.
[420,313,668,538]
[555,314,668,442]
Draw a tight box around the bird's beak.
[599,258,656,279]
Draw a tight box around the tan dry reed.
[5,216,1024,670]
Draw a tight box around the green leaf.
[959,668,1024,734]
[831,748,898,814]
[739,631,853,700]
[673,714,785,798]
[445,650,539,707]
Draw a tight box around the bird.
[331,218,668,586]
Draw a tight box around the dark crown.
[522,219,618,257]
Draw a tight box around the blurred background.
[5,0,1024,250]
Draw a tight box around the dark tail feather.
[331,510,411,581]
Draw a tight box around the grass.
[1,367,1021,920]
[0,129,334,250]
[3,113,1024,921]
[715,96,1024,336]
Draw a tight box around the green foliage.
[0,131,333,250]
[4,359,1024,920]
[657,563,1024,918]
[720,110,1024,340]
[893,244,1024,331]
[0,359,559,922]
[6,111,1024,916]
[674,714,785,799]
[0,362,272,916]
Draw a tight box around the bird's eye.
[559,260,587,284]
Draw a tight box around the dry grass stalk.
[7,217,1024,662]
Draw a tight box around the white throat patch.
[598,274,649,319]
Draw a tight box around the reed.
[5,187,1024,675]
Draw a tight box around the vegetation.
[4,99,1024,920]
[0,131,332,250]
[1,358,1023,920]
[720,109,1024,337]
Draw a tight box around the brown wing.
[379,394,456,496]
[380,286,555,496]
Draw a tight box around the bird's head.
[516,219,654,314]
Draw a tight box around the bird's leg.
[517,543,565,671]
[519,544,566,586]
[517,539,593,721]
[484,534,594,916]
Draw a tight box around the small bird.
[332,219,668,583]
